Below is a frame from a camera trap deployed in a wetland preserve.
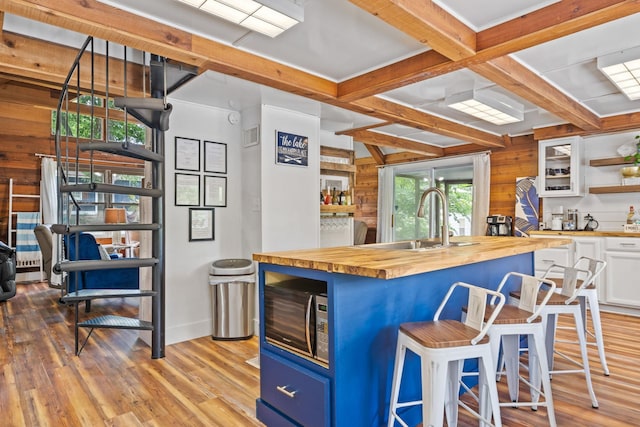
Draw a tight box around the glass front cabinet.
[538,136,583,197]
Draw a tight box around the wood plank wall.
[0,83,55,244]
[353,135,539,240]
[0,81,144,244]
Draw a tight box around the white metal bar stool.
[486,272,558,426]
[387,282,505,427]
[511,263,599,408]
[551,257,609,376]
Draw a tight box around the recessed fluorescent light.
[446,90,524,125]
[598,47,640,101]
[177,0,304,37]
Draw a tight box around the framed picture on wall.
[175,173,200,206]
[204,141,227,174]
[275,130,308,167]
[189,208,214,241]
[204,175,227,207]
[175,137,201,171]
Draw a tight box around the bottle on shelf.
[345,186,352,206]
[627,206,635,224]
[332,187,337,205]
[632,207,640,225]
[339,190,346,206]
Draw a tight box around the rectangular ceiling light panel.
[446,90,524,125]
[598,48,640,101]
[177,0,303,37]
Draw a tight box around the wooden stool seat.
[465,304,542,325]
[400,319,489,348]
[552,277,595,290]
[510,290,580,306]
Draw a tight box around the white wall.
[543,130,640,231]
[163,98,244,344]
[260,105,320,251]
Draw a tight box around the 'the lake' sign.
[276,131,308,167]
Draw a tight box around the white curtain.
[40,157,58,224]
[471,152,491,236]
[377,166,394,243]
[40,157,62,286]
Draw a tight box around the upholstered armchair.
[33,224,54,287]
[64,232,140,293]
[0,241,16,302]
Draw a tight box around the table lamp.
[104,207,127,245]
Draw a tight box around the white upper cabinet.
[538,136,583,197]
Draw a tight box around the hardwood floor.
[1,281,639,426]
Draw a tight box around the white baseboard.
[16,271,44,282]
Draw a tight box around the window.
[393,165,473,241]
[52,95,146,145]
[64,167,144,225]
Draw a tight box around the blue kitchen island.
[253,236,571,426]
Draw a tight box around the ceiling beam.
[364,144,386,165]
[339,0,638,101]
[534,111,640,140]
[352,96,506,147]
[470,56,602,131]
[347,0,476,60]
[0,30,146,97]
[347,129,444,157]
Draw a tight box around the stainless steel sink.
[357,240,478,251]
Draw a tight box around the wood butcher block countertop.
[530,230,640,238]
[253,236,572,280]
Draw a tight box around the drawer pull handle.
[542,259,555,263]
[276,385,297,398]
[620,243,637,247]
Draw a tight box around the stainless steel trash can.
[209,258,255,340]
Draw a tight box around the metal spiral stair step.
[77,315,154,330]
[61,289,156,302]
[78,141,164,162]
[114,97,172,131]
[60,183,162,198]
[51,223,161,235]
[57,257,157,273]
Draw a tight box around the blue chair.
[64,233,139,293]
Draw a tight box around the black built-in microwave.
[263,272,328,365]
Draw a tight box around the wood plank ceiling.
[0,0,639,164]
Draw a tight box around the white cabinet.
[574,237,604,301]
[538,136,583,197]
[604,238,640,308]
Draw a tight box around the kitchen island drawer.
[260,351,330,427]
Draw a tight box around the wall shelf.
[589,185,640,194]
[320,204,356,215]
[590,157,634,167]
[320,146,355,213]
[589,156,639,193]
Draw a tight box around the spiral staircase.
[52,36,195,358]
